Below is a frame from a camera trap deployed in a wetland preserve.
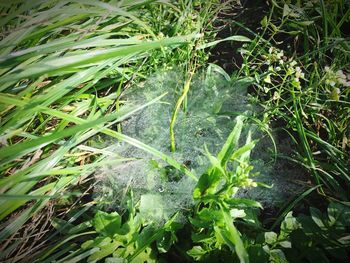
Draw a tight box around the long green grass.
[0,0,222,260]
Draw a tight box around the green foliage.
[189,117,259,263]
[285,202,350,262]
[237,0,350,199]
[47,195,183,263]
[0,0,220,260]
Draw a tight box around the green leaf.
[87,239,122,262]
[280,212,300,238]
[0,34,198,84]
[297,215,321,235]
[187,246,207,261]
[196,35,251,50]
[283,4,291,18]
[310,207,326,228]
[264,232,277,245]
[92,211,122,238]
[225,198,263,209]
[278,241,291,248]
[198,208,225,226]
[193,170,222,199]
[230,209,246,219]
[66,247,100,263]
[0,93,165,160]
[220,208,249,263]
[218,116,244,166]
[260,16,268,27]
[205,145,226,178]
[127,224,162,262]
[230,141,256,162]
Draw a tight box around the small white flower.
[336,70,346,79]
[276,50,284,59]
[340,78,350,87]
[273,91,280,100]
[295,66,304,79]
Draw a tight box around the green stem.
[169,71,194,152]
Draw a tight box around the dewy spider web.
[94,67,304,224]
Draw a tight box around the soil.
[209,0,269,73]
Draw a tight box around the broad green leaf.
[156,231,173,253]
[193,170,222,199]
[205,145,226,177]
[92,211,122,237]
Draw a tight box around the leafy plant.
[273,201,350,263]
[188,116,261,262]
